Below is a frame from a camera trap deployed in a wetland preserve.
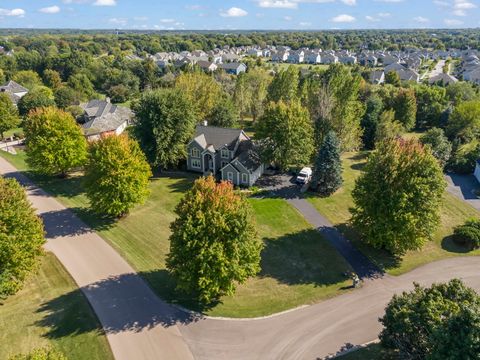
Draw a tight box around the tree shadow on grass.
[441,235,473,254]
[259,229,350,286]
[36,272,203,340]
[335,222,402,273]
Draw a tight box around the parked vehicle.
[296,167,312,184]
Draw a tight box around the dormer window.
[221,149,229,159]
[191,148,200,158]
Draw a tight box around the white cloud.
[433,0,450,6]
[453,9,467,15]
[108,17,127,25]
[299,21,312,26]
[160,18,175,23]
[220,7,248,17]
[374,0,404,2]
[258,0,298,9]
[0,8,25,17]
[414,16,430,22]
[284,15,293,20]
[93,0,116,6]
[444,18,464,25]
[454,0,477,10]
[331,14,355,22]
[340,0,356,5]
[39,5,61,14]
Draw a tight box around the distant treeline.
[0,29,479,54]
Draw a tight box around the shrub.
[9,346,67,360]
[453,219,480,249]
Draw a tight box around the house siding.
[187,142,204,173]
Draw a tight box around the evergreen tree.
[361,94,384,150]
[310,131,343,196]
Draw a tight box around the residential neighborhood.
[0,5,480,360]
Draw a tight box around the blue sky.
[0,0,478,30]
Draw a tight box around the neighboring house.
[370,70,385,84]
[463,68,480,85]
[196,60,218,72]
[219,62,247,75]
[80,99,133,141]
[0,80,28,105]
[272,51,289,62]
[384,62,405,73]
[428,73,459,85]
[321,54,338,64]
[287,50,305,64]
[305,51,321,64]
[187,124,264,187]
[396,68,420,82]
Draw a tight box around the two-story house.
[187,124,264,187]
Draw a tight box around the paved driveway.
[446,173,480,211]
[2,158,480,360]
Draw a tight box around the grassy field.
[1,149,351,317]
[307,152,480,275]
[0,253,113,360]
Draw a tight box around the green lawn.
[0,253,113,360]
[1,150,352,318]
[339,343,396,360]
[307,152,480,275]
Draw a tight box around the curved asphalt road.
[1,156,479,360]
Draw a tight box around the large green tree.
[310,131,343,196]
[380,279,480,359]
[0,177,45,298]
[24,107,87,176]
[134,88,197,168]
[167,176,262,303]
[392,88,417,131]
[208,95,239,128]
[446,100,480,144]
[84,134,152,217]
[0,93,20,140]
[18,86,56,116]
[175,72,222,120]
[267,66,300,103]
[414,84,448,128]
[12,70,42,89]
[352,139,446,255]
[361,94,384,150]
[420,127,452,168]
[320,64,365,151]
[256,100,314,170]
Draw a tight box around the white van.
[296,167,312,184]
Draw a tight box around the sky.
[0,0,478,30]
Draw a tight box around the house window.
[221,161,228,168]
[241,173,248,184]
[191,159,201,169]
[191,148,200,158]
[227,172,234,182]
[221,149,229,159]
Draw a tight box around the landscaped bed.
[1,149,352,318]
[0,253,113,360]
[307,152,480,275]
